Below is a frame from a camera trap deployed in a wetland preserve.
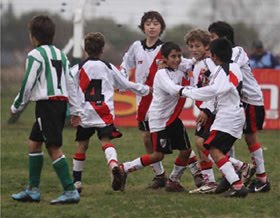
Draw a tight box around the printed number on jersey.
[51,60,62,89]
[85,79,104,105]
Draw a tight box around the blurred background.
[1,0,280,128]
[2,0,280,67]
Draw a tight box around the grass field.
[1,87,280,218]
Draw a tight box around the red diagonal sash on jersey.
[229,71,238,86]
[137,51,163,121]
[79,68,113,124]
[166,77,190,126]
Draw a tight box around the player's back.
[78,59,115,127]
[232,46,263,105]
[209,62,245,139]
[27,45,70,101]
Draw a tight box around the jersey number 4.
[85,79,104,105]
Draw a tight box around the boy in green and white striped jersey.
[11,15,82,204]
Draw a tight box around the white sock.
[150,161,165,176]
[251,148,265,174]
[229,157,244,171]
[218,161,239,185]
[202,168,216,183]
[169,164,186,182]
[73,159,85,171]
[104,147,118,169]
[123,157,144,173]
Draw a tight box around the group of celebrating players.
[11,10,270,205]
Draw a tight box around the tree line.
[2,8,258,66]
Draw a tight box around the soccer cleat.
[50,190,80,205]
[193,171,204,188]
[147,174,167,189]
[74,181,82,193]
[111,166,122,191]
[238,163,256,186]
[165,179,185,192]
[189,182,217,194]
[247,179,271,193]
[11,187,40,202]
[215,176,231,194]
[120,171,127,192]
[224,186,248,198]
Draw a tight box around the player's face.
[209,32,219,41]
[144,18,161,39]
[187,40,209,61]
[164,49,182,70]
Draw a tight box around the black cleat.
[215,176,231,194]
[247,179,270,193]
[147,174,167,189]
[224,186,248,198]
[112,166,122,191]
[165,179,185,192]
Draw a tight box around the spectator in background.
[249,40,279,69]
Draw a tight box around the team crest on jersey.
[160,139,167,148]
[138,60,143,64]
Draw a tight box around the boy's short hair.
[84,32,105,57]
[208,21,235,46]
[161,41,181,58]
[184,29,211,47]
[209,38,232,63]
[138,11,166,35]
[28,15,55,45]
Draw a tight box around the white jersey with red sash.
[74,58,149,128]
[121,39,163,121]
[149,67,190,133]
[182,63,245,139]
[232,46,263,106]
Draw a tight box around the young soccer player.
[181,38,248,197]
[11,15,81,204]
[184,29,218,193]
[185,29,254,194]
[208,21,270,193]
[120,42,195,192]
[120,11,202,189]
[71,32,150,193]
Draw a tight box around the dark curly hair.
[138,11,166,35]
[84,32,105,57]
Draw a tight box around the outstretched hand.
[196,110,208,126]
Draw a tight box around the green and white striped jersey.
[11,45,82,115]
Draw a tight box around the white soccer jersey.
[11,45,81,115]
[72,58,150,128]
[182,63,245,139]
[149,68,190,133]
[120,39,163,121]
[232,46,263,106]
[192,58,216,87]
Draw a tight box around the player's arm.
[180,67,231,101]
[10,55,41,114]
[111,64,150,96]
[157,70,184,96]
[66,61,83,118]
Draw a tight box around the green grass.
[1,89,280,218]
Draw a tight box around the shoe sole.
[50,200,80,205]
[12,197,40,203]
[112,167,122,191]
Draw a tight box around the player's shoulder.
[232,46,246,56]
